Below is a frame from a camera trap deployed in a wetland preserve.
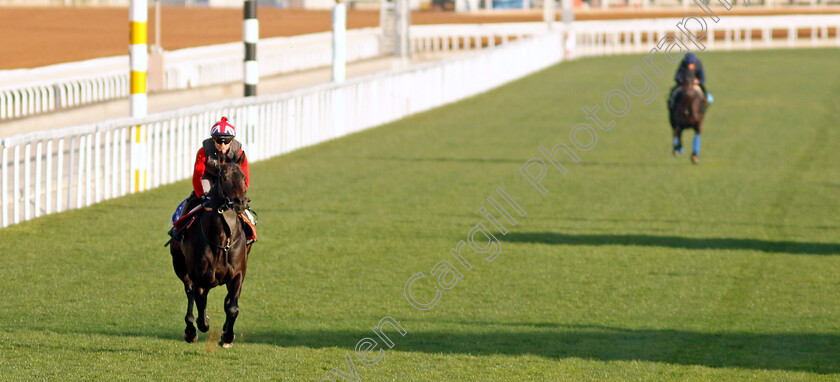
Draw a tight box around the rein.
[198,211,237,254]
[197,168,243,255]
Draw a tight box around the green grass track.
[1,48,839,381]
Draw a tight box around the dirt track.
[1,5,839,69]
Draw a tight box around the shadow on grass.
[368,156,523,164]
[241,325,840,374]
[47,322,840,374]
[503,232,840,255]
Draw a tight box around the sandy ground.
[1,5,839,69]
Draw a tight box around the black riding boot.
[169,192,199,239]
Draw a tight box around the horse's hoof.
[184,332,198,343]
[197,319,209,333]
[691,155,699,164]
[219,334,235,348]
[673,149,680,157]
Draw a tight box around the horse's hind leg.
[220,274,244,348]
[195,287,210,333]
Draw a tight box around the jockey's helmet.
[210,117,236,138]
[684,52,698,64]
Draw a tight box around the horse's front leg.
[220,274,244,348]
[183,282,198,343]
[672,126,684,155]
[171,246,197,342]
[194,287,210,333]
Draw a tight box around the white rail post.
[562,0,575,59]
[1,145,7,228]
[56,139,63,213]
[46,140,52,215]
[130,125,148,193]
[13,145,19,224]
[24,143,30,221]
[332,0,347,83]
[129,0,148,196]
[35,141,42,218]
[94,132,102,203]
[788,25,796,48]
[544,0,555,29]
[244,0,258,97]
[85,135,93,207]
[396,0,410,65]
[130,0,148,118]
[104,131,111,200]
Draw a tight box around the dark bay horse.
[169,163,251,347]
[669,70,707,164]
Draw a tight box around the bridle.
[198,167,246,255]
[199,211,234,254]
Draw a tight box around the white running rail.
[3,15,836,121]
[2,14,840,227]
[0,32,564,227]
[0,28,383,121]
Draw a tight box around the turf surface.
[0,48,839,381]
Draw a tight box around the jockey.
[193,116,249,208]
[668,52,713,109]
[168,117,256,242]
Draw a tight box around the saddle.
[167,205,257,246]
[671,84,704,103]
[172,205,203,236]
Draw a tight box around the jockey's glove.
[200,194,212,209]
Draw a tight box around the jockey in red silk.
[169,117,256,242]
[193,116,250,203]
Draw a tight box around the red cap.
[210,117,236,137]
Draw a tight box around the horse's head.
[216,163,249,214]
[680,69,697,90]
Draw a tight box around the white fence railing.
[0,28,383,121]
[563,15,840,57]
[6,15,837,122]
[576,0,840,9]
[0,32,564,227]
[409,15,840,56]
[0,24,534,121]
[2,14,840,227]
[161,28,383,90]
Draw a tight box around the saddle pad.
[173,206,202,232]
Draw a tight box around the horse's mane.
[220,163,245,186]
[218,163,246,195]
[205,163,248,214]
[680,69,697,87]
